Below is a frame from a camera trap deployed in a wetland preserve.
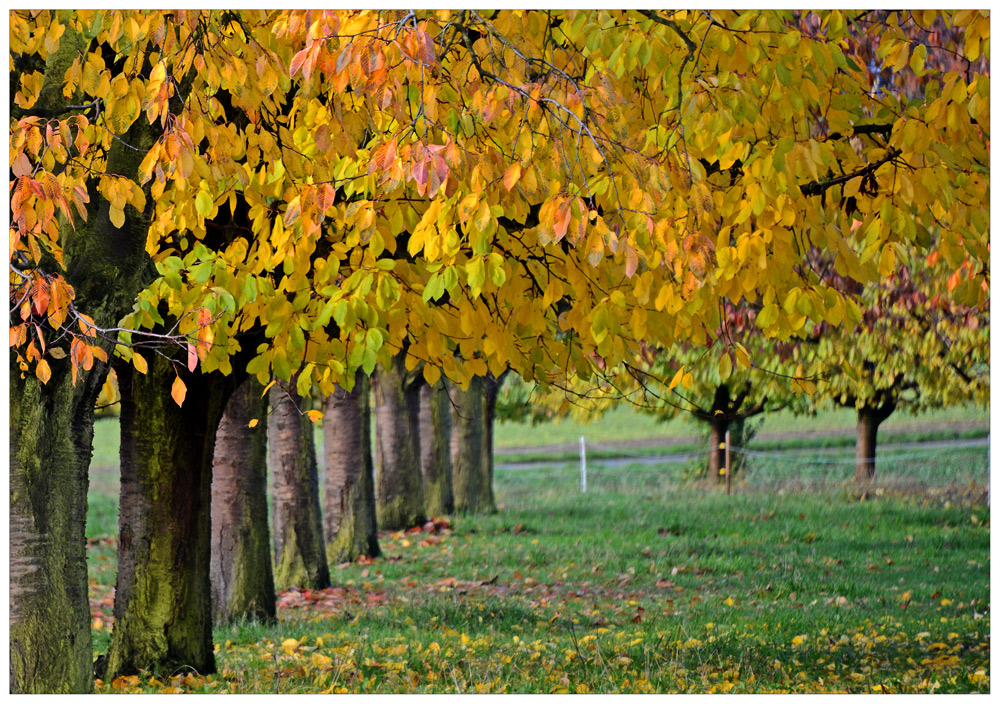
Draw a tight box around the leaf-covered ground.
[87,459,989,693]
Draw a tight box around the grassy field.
[86,436,989,693]
[493,403,990,450]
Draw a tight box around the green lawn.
[493,403,990,449]
[86,441,989,693]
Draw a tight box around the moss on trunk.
[211,378,276,623]
[100,356,232,679]
[9,362,104,693]
[420,380,454,517]
[450,377,495,514]
[10,27,159,692]
[269,384,330,590]
[373,357,427,530]
[323,371,380,564]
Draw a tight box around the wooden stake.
[725,429,732,496]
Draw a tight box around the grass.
[493,403,990,450]
[85,438,990,693]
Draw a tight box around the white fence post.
[580,436,587,493]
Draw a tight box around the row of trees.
[98,366,500,678]
[9,9,989,693]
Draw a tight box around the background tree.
[450,377,495,513]
[419,379,455,516]
[323,370,380,564]
[210,377,276,624]
[810,258,989,486]
[373,354,427,530]
[268,383,330,590]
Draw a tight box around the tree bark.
[10,30,158,692]
[708,415,729,480]
[9,361,105,693]
[855,401,895,488]
[450,377,495,513]
[482,375,501,509]
[323,371,380,564]
[269,384,330,591]
[100,356,232,679]
[211,377,275,624]
[373,356,427,530]
[419,380,454,517]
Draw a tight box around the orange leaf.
[171,375,187,407]
[306,409,323,424]
[187,342,197,371]
[503,163,521,191]
[248,418,259,428]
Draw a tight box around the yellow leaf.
[681,372,693,389]
[195,190,214,217]
[306,409,323,424]
[36,358,52,384]
[109,206,125,229]
[503,162,521,191]
[718,353,733,381]
[423,363,441,386]
[281,638,299,655]
[133,352,148,374]
[248,418,259,428]
[171,375,187,407]
[669,366,684,389]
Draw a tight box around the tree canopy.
[10,9,990,403]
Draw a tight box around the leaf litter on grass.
[92,482,989,693]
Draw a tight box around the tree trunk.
[419,380,454,517]
[450,377,495,513]
[10,31,158,692]
[708,416,729,480]
[855,401,895,488]
[269,384,330,591]
[100,357,232,679]
[373,357,426,530]
[211,377,275,624]
[482,375,501,509]
[10,362,105,693]
[323,371,380,564]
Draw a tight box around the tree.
[210,377,276,624]
[810,258,989,487]
[100,357,235,679]
[450,377,496,513]
[10,9,990,690]
[268,384,330,590]
[323,370,380,564]
[373,355,427,530]
[419,379,455,516]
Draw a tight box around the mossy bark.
[9,362,105,693]
[211,377,276,623]
[450,377,495,514]
[10,29,158,693]
[419,380,454,517]
[323,371,380,564]
[269,385,330,590]
[101,357,233,679]
[373,356,427,530]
